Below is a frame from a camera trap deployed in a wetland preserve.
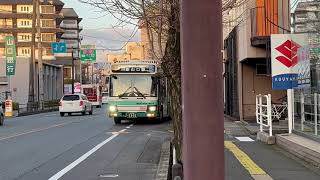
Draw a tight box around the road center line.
[0,121,74,141]
[48,129,127,180]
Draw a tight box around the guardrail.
[256,94,272,136]
[17,100,60,115]
[0,100,60,116]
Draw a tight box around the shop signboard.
[5,36,16,76]
[5,99,12,117]
[271,34,308,90]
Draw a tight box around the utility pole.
[71,47,75,94]
[30,0,37,103]
[181,0,224,179]
[36,0,44,107]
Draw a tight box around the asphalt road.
[0,106,172,180]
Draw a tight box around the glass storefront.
[294,33,320,137]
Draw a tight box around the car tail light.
[80,101,84,106]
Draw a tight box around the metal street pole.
[181,0,224,179]
[30,0,37,103]
[36,0,44,107]
[72,47,75,94]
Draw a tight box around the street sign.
[80,45,96,61]
[5,36,16,76]
[271,34,307,90]
[51,42,67,53]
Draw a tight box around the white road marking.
[235,137,255,142]
[48,129,127,180]
[0,122,73,141]
[99,174,119,178]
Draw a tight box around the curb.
[18,108,58,117]
[236,121,257,135]
[155,141,170,180]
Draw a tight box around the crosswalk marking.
[235,137,255,142]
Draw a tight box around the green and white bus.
[108,60,170,124]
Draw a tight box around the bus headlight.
[109,105,117,112]
[148,106,157,112]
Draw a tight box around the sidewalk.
[224,118,320,180]
[239,119,288,135]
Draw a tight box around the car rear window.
[63,95,80,101]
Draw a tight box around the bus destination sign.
[112,65,156,73]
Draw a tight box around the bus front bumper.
[109,112,157,119]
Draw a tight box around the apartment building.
[50,8,82,85]
[292,1,320,33]
[107,42,146,62]
[0,0,64,60]
[223,0,290,121]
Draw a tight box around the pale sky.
[62,0,140,60]
[62,0,117,29]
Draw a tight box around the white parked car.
[59,94,93,116]
[0,103,4,126]
[102,92,109,104]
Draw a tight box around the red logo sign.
[275,40,301,68]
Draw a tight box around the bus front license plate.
[128,113,137,118]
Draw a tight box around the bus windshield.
[110,75,157,97]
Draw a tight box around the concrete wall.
[0,57,63,105]
[241,63,286,120]
[0,57,30,105]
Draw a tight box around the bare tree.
[79,0,183,161]
[79,0,172,59]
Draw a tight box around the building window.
[18,33,32,42]
[21,6,29,12]
[41,33,55,42]
[41,19,55,28]
[41,6,54,14]
[64,68,72,79]
[0,33,12,42]
[20,48,31,56]
[0,19,12,28]
[44,48,53,56]
[18,19,32,28]
[0,5,12,13]
[256,64,268,75]
[17,5,32,13]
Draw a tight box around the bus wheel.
[114,117,121,125]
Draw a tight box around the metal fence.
[298,93,320,136]
[256,94,273,136]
